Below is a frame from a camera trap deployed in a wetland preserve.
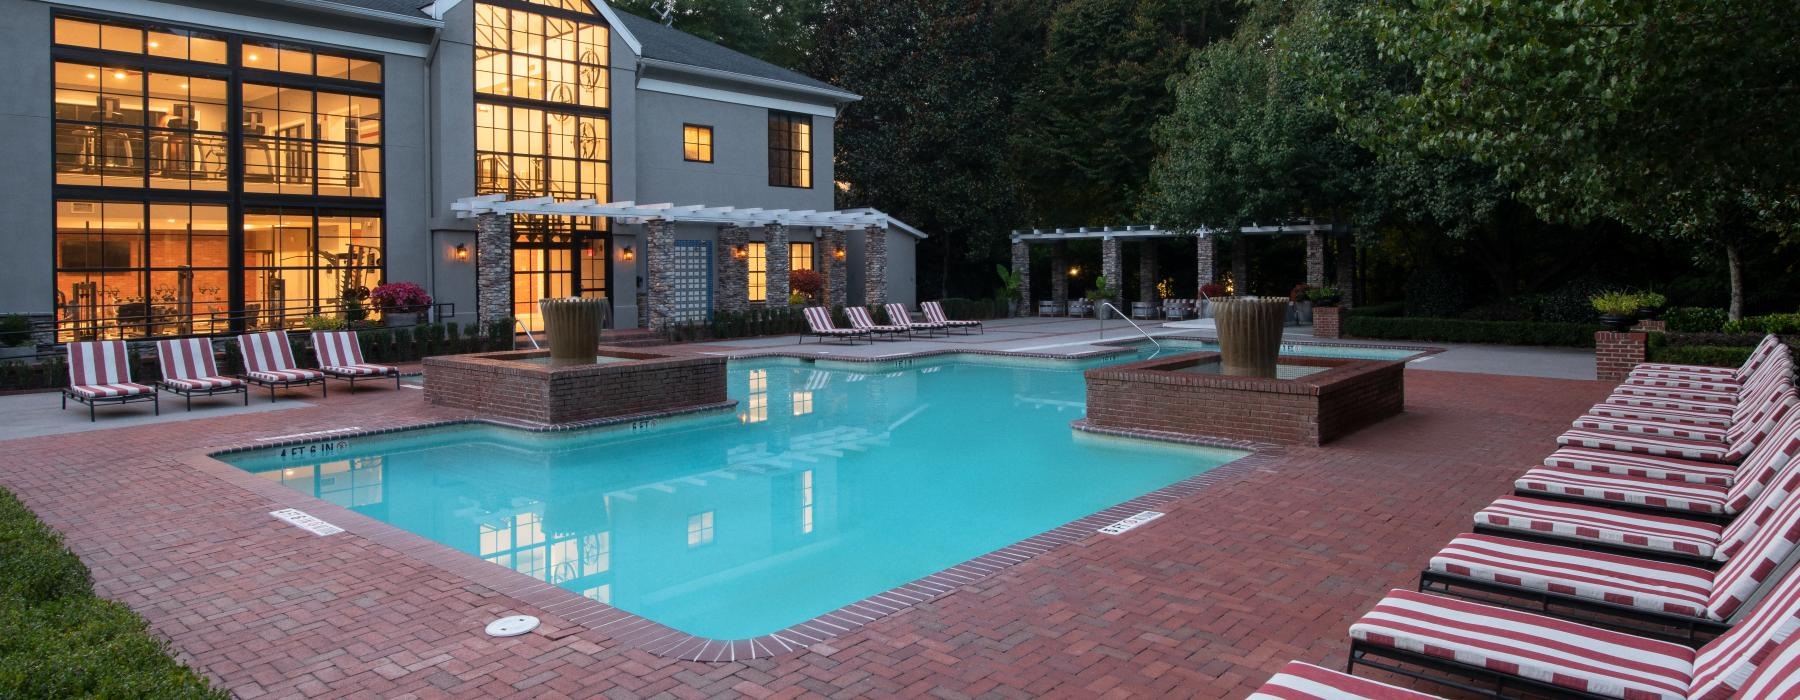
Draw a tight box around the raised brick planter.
[1313,306,1342,339]
[1083,352,1405,446]
[424,348,727,425]
[1595,331,1649,382]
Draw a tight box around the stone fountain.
[1213,296,1290,377]
[540,297,607,366]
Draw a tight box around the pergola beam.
[1009,221,1342,243]
[452,196,919,232]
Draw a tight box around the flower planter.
[1295,301,1314,325]
[1600,314,1637,332]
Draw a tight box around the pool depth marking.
[270,508,344,536]
[1098,511,1165,535]
[257,427,364,442]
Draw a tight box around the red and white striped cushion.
[1689,541,1800,699]
[1543,447,1739,486]
[1349,589,1696,700]
[1572,416,1730,442]
[238,331,301,375]
[1476,496,1726,560]
[1555,429,1734,463]
[1516,468,1731,514]
[323,364,392,377]
[69,382,154,399]
[155,337,224,383]
[162,377,242,391]
[1632,364,1738,381]
[804,307,858,334]
[1731,632,1800,698]
[1429,534,1715,620]
[1607,393,1738,415]
[312,331,370,369]
[247,369,325,384]
[1704,480,1800,621]
[1248,661,1441,699]
[1615,384,1743,403]
[66,340,134,388]
[922,302,980,327]
[1586,404,1735,429]
[1625,375,1743,394]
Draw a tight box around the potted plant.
[996,264,1023,317]
[1086,276,1118,319]
[1636,291,1667,320]
[0,314,34,360]
[371,282,434,325]
[1590,291,1643,332]
[1199,282,1226,318]
[1307,286,1343,307]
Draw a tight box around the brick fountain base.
[1080,351,1405,446]
[423,349,729,426]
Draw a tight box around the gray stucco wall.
[382,53,432,301]
[0,0,54,315]
[632,90,835,212]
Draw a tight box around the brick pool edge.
[423,347,728,425]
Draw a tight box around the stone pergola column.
[645,219,675,330]
[1196,234,1216,287]
[716,225,749,313]
[1336,234,1357,309]
[1010,239,1032,315]
[475,213,514,327]
[764,224,791,305]
[1139,239,1158,302]
[822,229,849,309]
[1050,242,1068,303]
[1101,236,1123,309]
[863,225,888,306]
[1231,235,1252,295]
[1305,232,1326,288]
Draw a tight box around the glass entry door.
[513,236,609,334]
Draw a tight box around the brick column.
[764,224,791,306]
[1595,331,1648,382]
[823,229,848,309]
[475,213,514,327]
[1050,242,1068,303]
[1305,233,1326,288]
[1335,235,1357,309]
[1232,234,1252,295]
[1010,239,1032,316]
[1138,240,1158,302]
[1196,234,1215,286]
[715,225,749,313]
[1313,306,1342,339]
[645,219,675,330]
[1101,236,1123,310]
[863,225,887,306]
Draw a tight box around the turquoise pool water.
[226,350,1342,639]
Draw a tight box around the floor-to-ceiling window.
[50,14,384,340]
[474,0,611,332]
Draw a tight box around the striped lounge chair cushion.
[69,382,154,399]
[803,307,859,335]
[323,364,392,377]
[248,369,325,384]
[1349,589,1696,700]
[1632,364,1739,381]
[1476,496,1727,560]
[922,302,981,328]
[1571,415,1730,442]
[1701,482,1800,623]
[1586,403,1735,428]
[161,377,242,391]
[1429,534,1716,620]
[1624,375,1742,393]
[1543,447,1739,486]
[1606,393,1738,415]
[1686,537,1800,700]
[1248,661,1441,699]
[1555,429,1738,463]
[1733,632,1800,698]
[1515,468,1733,515]
[1615,384,1742,403]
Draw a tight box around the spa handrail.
[1099,301,1160,350]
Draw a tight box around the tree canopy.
[611,0,823,69]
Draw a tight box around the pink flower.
[371,282,433,311]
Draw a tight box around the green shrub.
[1723,313,1800,335]
[1664,307,1728,333]
[1646,345,1755,369]
[0,489,222,698]
[1458,302,1535,322]
[1531,278,1610,324]
[0,315,33,348]
[1343,316,1596,347]
[1402,269,1469,318]
[1589,291,1643,316]
[1346,302,1405,318]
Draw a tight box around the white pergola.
[453,194,918,232]
[1007,221,1339,243]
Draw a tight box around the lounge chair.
[155,337,247,409]
[1587,353,1793,431]
[1514,412,1800,521]
[922,301,982,334]
[885,303,946,337]
[800,306,868,345]
[1347,566,1800,700]
[845,306,910,340]
[237,330,327,401]
[1420,475,1800,641]
[1627,334,1788,385]
[62,340,157,421]
[1611,347,1791,405]
[1553,386,1796,465]
[311,331,400,391]
[1249,661,1442,699]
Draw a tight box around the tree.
[1354,0,1800,319]
[611,0,824,70]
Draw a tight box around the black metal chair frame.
[1470,523,1723,568]
[800,329,871,345]
[1514,488,1734,525]
[62,387,158,422]
[155,379,249,410]
[321,367,402,392]
[1347,639,1619,699]
[1418,570,1727,645]
[243,373,328,402]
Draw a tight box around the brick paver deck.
[0,369,1609,698]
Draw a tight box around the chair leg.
[89,402,96,422]
[153,394,159,416]
[242,388,249,406]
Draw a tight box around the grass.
[0,488,224,699]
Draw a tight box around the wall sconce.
[832,245,846,261]
[1068,265,1082,278]
[620,246,636,262]
[732,244,748,259]
[453,243,470,262]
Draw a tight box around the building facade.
[0,0,919,339]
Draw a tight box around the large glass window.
[242,209,382,330]
[474,2,608,108]
[475,104,607,208]
[747,242,767,303]
[242,83,382,197]
[55,16,227,64]
[683,124,713,162]
[768,111,812,188]
[790,242,814,272]
[55,200,230,339]
[243,42,381,83]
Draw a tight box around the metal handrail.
[516,320,542,350]
[1099,301,1160,349]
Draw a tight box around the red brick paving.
[0,369,1610,698]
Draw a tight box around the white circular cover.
[484,615,541,638]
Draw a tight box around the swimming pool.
[225,353,1247,640]
[1137,339,1424,361]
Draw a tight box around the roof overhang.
[638,57,862,105]
[454,195,921,236]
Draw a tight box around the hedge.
[0,488,223,698]
[1343,316,1597,347]
[1646,332,1797,368]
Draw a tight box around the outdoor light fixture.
[621,246,636,261]
[453,243,470,262]
[1069,265,1082,277]
[733,244,748,259]
[833,245,846,261]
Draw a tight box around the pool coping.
[180,349,1291,663]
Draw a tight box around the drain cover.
[485,615,540,638]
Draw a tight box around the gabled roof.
[608,7,855,100]
[309,0,434,19]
